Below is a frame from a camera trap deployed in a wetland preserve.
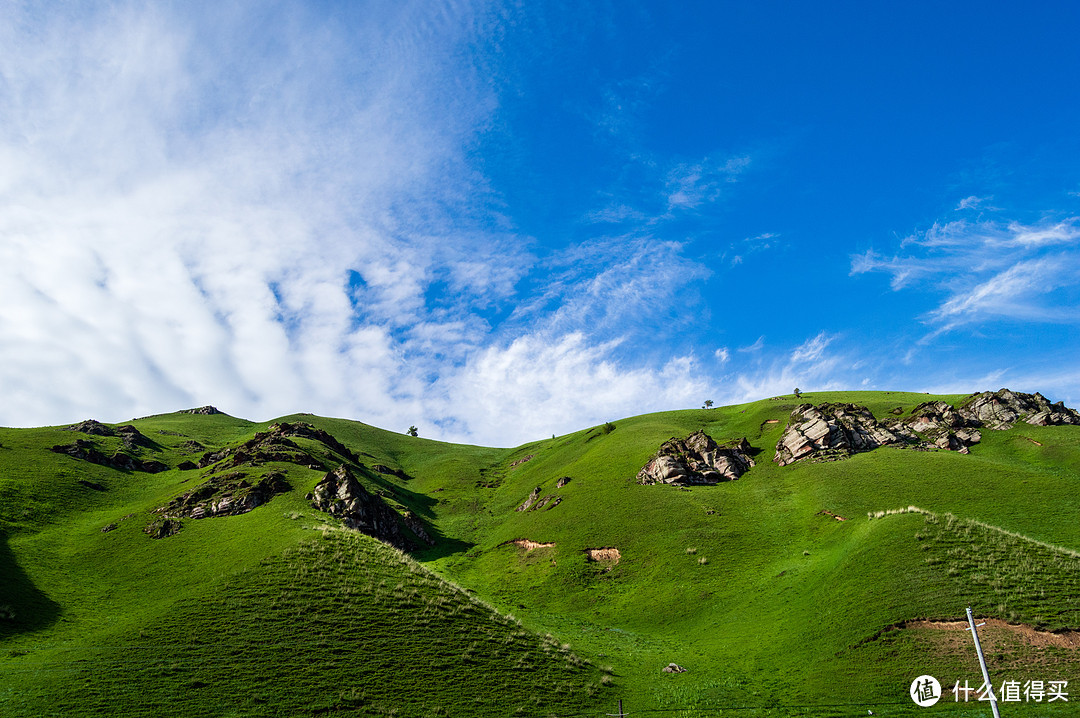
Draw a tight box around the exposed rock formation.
[306,465,411,550]
[637,431,754,484]
[895,401,981,454]
[372,464,412,480]
[662,663,688,674]
[516,486,562,512]
[509,454,535,468]
[197,421,358,474]
[157,470,292,520]
[774,404,910,467]
[775,390,1079,465]
[556,476,571,488]
[144,518,182,538]
[181,406,223,415]
[50,440,167,473]
[959,389,1080,430]
[63,419,115,435]
[516,487,541,511]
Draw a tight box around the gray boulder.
[638,431,754,484]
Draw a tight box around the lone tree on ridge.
[703,399,714,409]
[407,426,418,437]
[793,388,802,399]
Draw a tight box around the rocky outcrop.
[959,389,1080,430]
[372,464,412,480]
[638,431,754,485]
[50,440,168,473]
[181,406,223,415]
[157,470,292,520]
[516,486,562,511]
[895,401,981,454]
[775,390,1080,465]
[306,465,411,550]
[144,518,182,538]
[516,487,541,511]
[774,404,910,466]
[63,419,115,435]
[197,421,358,474]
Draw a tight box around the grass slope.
[2,391,1079,716]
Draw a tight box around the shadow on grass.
[0,534,61,640]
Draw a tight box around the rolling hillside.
[2,391,1078,716]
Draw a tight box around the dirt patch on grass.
[817,509,847,521]
[584,547,620,563]
[902,619,1080,649]
[501,539,555,551]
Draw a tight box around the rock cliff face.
[306,465,412,550]
[774,389,1078,465]
[637,431,754,484]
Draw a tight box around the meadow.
[2,391,1078,716]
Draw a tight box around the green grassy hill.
[2,392,1078,716]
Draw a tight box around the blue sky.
[1,1,1078,446]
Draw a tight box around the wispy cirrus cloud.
[852,216,1080,333]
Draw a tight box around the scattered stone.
[115,424,154,450]
[510,454,535,468]
[143,518,182,539]
[307,465,411,550]
[662,663,687,674]
[533,495,562,511]
[516,487,542,512]
[889,406,904,415]
[637,431,755,485]
[372,464,412,480]
[179,440,205,453]
[556,476,571,488]
[101,523,118,533]
[400,510,436,545]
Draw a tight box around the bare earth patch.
[818,509,847,521]
[903,619,1080,649]
[501,538,555,551]
[584,547,620,564]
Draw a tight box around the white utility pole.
[966,606,1001,718]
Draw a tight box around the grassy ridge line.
[870,505,1080,559]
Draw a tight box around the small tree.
[407,426,418,437]
[703,399,714,410]
[793,388,802,399]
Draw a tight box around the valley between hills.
[2,389,1078,717]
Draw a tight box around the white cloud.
[714,347,730,363]
[738,336,765,353]
[853,217,1080,336]
[790,331,833,364]
[956,195,990,210]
